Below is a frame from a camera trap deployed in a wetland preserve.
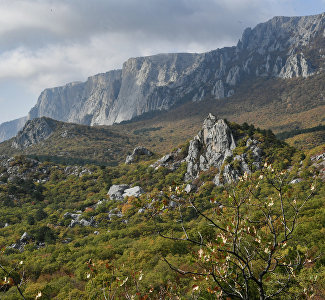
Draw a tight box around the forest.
[0,122,324,299]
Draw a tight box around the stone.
[123,186,144,198]
[107,184,130,200]
[20,232,31,243]
[290,178,303,184]
[12,117,59,149]
[125,146,153,164]
[184,184,193,193]
[79,219,92,227]
[150,152,183,171]
[64,212,81,221]
[169,201,177,208]
[108,209,123,220]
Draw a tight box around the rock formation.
[12,117,59,149]
[184,114,236,181]
[151,113,263,186]
[125,146,153,164]
[107,184,144,200]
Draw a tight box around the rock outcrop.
[1,13,325,142]
[107,184,144,200]
[0,117,27,143]
[125,146,153,164]
[214,138,262,185]
[184,114,236,181]
[12,117,59,149]
[151,114,263,186]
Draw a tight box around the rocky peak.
[2,13,325,142]
[12,117,59,149]
[184,114,236,181]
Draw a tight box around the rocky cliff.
[0,116,27,142]
[12,117,59,149]
[151,113,264,186]
[1,12,325,142]
[184,114,263,185]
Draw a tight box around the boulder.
[107,184,130,200]
[20,232,31,243]
[125,146,153,164]
[108,208,123,220]
[123,186,144,198]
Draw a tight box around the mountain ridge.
[1,12,325,142]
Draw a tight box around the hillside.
[0,71,324,166]
[0,116,324,299]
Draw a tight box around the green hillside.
[0,73,325,167]
[0,121,324,299]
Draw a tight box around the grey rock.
[290,178,303,184]
[226,66,241,86]
[216,138,262,186]
[79,219,92,227]
[0,116,27,143]
[211,80,225,99]
[184,114,236,181]
[108,208,123,220]
[64,212,81,221]
[125,146,153,164]
[150,151,184,171]
[12,117,59,149]
[94,231,99,235]
[69,217,94,227]
[311,153,325,161]
[279,53,314,79]
[184,184,193,193]
[107,184,130,200]
[122,186,144,198]
[138,208,145,214]
[20,232,31,243]
[169,200,177,208]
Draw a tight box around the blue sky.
[0,0,324,124]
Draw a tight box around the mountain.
[0,117,136,166]
[0,116,27,142]
[0,114,323,299]
[1,12,325,142]
[1,70,325,166]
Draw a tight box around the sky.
[0,0,324,124]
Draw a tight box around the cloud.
[0,0,323,123]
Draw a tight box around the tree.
[150,164,317,299]
[0,258,26,299]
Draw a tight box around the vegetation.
[0,123,324,299]
[276,124,325,140]
[0,73,325,166]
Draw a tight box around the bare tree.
[150,165,316,299]
[0,260,26,299]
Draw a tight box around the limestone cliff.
[1,12,325,142]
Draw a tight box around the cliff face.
[0,117,28,142]
[1,13,325,142]
[28,70,122,126]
